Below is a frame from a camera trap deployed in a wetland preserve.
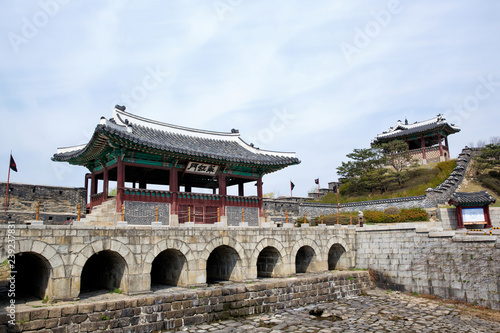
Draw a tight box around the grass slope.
[317,160,457,204]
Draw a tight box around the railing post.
[155,205,158,222]
[77,203,81,222]
[188,206,191,223]
[121,204,124,222]
[36,201,40,221]
[217,207,220,223]
[242,208,245,223]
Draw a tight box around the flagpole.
[4,154,11,211]
[317,179,320,201]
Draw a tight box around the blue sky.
[1,1,500,197]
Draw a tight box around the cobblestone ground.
[164,289,500,333]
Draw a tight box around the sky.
[1,0,500,197]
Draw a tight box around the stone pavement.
[164,288,500,333]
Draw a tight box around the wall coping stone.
[453,235,497,243]
[428,231,454,238]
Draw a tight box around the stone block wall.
[1,272,373,332]
[356,225,500,309]
[436,208,458,230]
[0,182,86,224]
[491,208,500,227]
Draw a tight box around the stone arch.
[80,250,127,293]
[0,240,66,300]
[143,239,195,274]
[206,245,241,283]
[250,238,287,278]
[290,238,323,274]
[70,240,136,298]
[201,237,245,283]
[325,237,354,270]
[13,252,51,299]
[200,236,245,264]
[150,249,188,287]
[4,240,66,279]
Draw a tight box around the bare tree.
[490,136,500,144]
[476,140,487,148]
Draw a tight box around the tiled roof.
[448,191,496,206]
[373,115,460,143]
[52,107,300,168]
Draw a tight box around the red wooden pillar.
[116,157,125,212]
[438,133,443,157]
[445,136,449,148]
[170,168,178,215]
[90,172,97,196]
[103,166,109,201]
[456,206,464,229]
[421,136,426,160]
[219,174,226,216]
[484,205,492,228]
[257,176,263,217]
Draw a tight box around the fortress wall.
[0,182,86,224]
[2,272,372,332]
[356,225,500,309]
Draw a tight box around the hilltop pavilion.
[52,106,300,225]
[372,114,460,164]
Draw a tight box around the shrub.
[399,208,429,222]
[480,175,500,195]
[363,207,428,223]
[295,217,309,226]
[384,207,400,216]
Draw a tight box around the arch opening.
[13,252,51,299]
[151,249,186,287]
[256,246,280,278]
[295,246,315,274]
[328,244,347,270]
[80,250,126,293]
[206,245,239,284]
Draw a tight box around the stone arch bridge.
[0,225,356,300]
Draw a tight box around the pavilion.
[372,114,460,164]
[52,106,300,226]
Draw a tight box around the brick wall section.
[356,225,500,309]
[1,272,373,332]
[0,182,86,224]
[124,202,170,225]
[226,206,258,226]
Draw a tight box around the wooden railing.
[90,192,105,210]
[121,188,261,208]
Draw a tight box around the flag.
[9,155,17,172]
[314,178,319,185]
[290,181,295,191]
[332,185,338,193]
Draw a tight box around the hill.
[315,160,457,204]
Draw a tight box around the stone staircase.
[79,198,118,226]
